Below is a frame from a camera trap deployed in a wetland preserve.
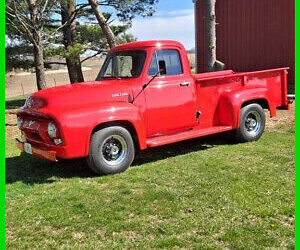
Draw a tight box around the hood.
[30,80,133,109]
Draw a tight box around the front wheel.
[233,103,266,142]
[88,126,135,175]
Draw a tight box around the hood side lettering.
[112,93,129,98]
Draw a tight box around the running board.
[146,126,233,148]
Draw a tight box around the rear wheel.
[233,103,266,142]
[88,126,135,175]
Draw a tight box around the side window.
[157,50,183,76]
[147,49,183,76]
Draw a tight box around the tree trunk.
[27,0,47,90]
[61,0,84,83]
[33,32,47,90]
[205,0,217,72]
[88,0,116,49]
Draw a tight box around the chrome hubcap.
[101,135,127,167]
[245,111,261,136]
[111,145,119,155]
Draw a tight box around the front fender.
[41,102,147,158]
[216,87,270,128]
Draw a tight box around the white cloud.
[166,9,194,16]
[155,9,194,17]
[129,9,195,50]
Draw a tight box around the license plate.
[24,143,32,154]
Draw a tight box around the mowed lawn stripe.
[5,128,294,249]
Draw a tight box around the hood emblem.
[112,93,129,98]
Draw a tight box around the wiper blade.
[98,74,121,80]
[109,74,121,80]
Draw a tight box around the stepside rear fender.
[216,87,272,128]
[48,102,147,158]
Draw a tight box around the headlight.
[17,117,23,129]
[48,123,57,139]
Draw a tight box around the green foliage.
[45,43,85,63]
[5,57,34,72]
[116,32,137,44]
[101,0,159,21]
[5,44,34,72]
[76,24,108,49]
[64,43,85,63]
[76,23,134,48]
[44,23,136,61]
[5,0,156,71]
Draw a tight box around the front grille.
[26,131,43,142]
[20,115,52,144]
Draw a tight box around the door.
[145,49,197,137]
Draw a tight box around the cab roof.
[109,40,185,53]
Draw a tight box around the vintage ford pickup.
[16,40,290,175]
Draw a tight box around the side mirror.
[158,60,167,75]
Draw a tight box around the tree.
[76,22,136,57]
[88,0,158,49]
[6,0,57,90]
[5,42,35,72]
[7,13,135,76]
[88,0,116,49]
[44,20,136,71]
[6,0,157,87]
[44,1,137,83]
[204,0,224,72]
[60,0,84,83]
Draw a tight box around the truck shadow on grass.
[5,133,235,185]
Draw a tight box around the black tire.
[88,126,135,175]
[233,103,266,142]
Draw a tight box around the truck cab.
[16,40,290,175]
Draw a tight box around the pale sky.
[129,1,196,50]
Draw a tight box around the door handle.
[180,82,190,87]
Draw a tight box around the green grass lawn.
[5,95,27,109]
[5,123,294,249]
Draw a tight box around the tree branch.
[44,61,67,66]
[6,9,38,47]
[40,0,49,15]
[80,51,104,64]
[5,15,26,38]
[43,21,68,43]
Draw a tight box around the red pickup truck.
[16,40,290,175]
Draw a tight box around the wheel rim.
[100,135,127,167]
[244,111,261,136]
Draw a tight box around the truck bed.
[193,67,290,111]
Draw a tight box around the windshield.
[97,50,147,80]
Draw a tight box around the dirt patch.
[5,109,19,140]
[265,103,295,132]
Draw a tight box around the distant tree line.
[6,0,158,90]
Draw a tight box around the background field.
[5,94,295,248]
[5,57,105,99]
[5,54,196,99]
